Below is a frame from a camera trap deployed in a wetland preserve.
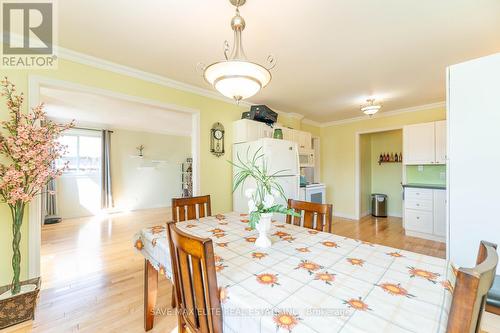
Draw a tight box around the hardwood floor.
[7,208,177,333]
[332,215,446,258]
[6,209,498,332]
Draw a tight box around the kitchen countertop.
[402,183,446,190]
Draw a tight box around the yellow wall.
[300,122,321,137]
[110,129,191,212]
[370,130,403,217]
[320,106,445,219]
[359,134,372,214]
[0,58,247,285]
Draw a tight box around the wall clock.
[210,122,225,157]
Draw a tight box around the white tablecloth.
[134,212,455,333]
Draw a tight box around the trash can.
[371,194,387,217]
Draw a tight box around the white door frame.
[354,126,403,220]
[27,75,201,278]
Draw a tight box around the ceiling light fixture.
[361,99,382,116]
[201,0,275,103]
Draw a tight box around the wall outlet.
[418,165,424,172]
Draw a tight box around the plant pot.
[255,213,273,248]
[0,277,41,329]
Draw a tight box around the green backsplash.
[406,165,446,185]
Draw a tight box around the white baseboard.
[360,211,370,218]
[405,230,445,243]
[333,212,358,221]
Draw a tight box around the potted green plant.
[0,78,72,329]
[231,148,299,248]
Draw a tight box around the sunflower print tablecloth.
[134,212,455,333]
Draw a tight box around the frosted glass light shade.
[204,60,271,101]
[361,105,381,115]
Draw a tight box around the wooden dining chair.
[286,199,333,233]
[447,241,498,333]
[167,221,222,333]
[172,195,212,222]
[485,275,499,315]
[144,195,212,331]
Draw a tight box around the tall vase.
[255,213,273,248]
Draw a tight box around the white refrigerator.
[447,52,500,273]
[232,138,300,222]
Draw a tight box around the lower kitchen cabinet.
[433,190,447,237]
[403,187,446,242]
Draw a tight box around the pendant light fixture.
[361,99,382,116]
[201,0,275,103]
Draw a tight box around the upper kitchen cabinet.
[280,127,294,142]
[403,122,435,164]
[233,119,313,151]
[293,130,312,151]
[434,120,447,164]
[403,121,446,165]
[233,119,273,144]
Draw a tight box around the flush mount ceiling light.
[201,0,275,103]
[361,99,382,116]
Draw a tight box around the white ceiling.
[57,0,500,122]
[41,86,192,136]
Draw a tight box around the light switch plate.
[418,165,424,172]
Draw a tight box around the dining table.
[133,211,455,333]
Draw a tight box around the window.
[57,131,102,174]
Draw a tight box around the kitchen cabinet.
[433,189,446,237]
[403,121,446,165]
[234,120,312,151]
[403,187,446,242]
[403,122,435,164]
[293,130,312,151]
[233,119,273,144]
[281,127,294,141]
[434,120,447,164]
[261,123,274,139]
[405,209,434,235]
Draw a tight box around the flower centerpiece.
[231,148,299,248]
[0,78,73,329]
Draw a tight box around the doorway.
[355,128,403,219]
[27,76,200,279]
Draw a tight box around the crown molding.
[58,47,255,106]
[287,112,305,120]
[57,47,330,124]
[4,32,242,106]
[301,118,323,127]
[315,101,446,128]
[51,46,445,128]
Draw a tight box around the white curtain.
[101,130,113,209]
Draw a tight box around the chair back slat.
[447,241,498,333]
[303,210,314,229]
[167,222,222,333]
[191,256,210,332]
[172,195,212,222]
[199,202,206,219]
[286,199,333,233]
[178,249,197,327]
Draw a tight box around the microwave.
[299,149,315,167]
